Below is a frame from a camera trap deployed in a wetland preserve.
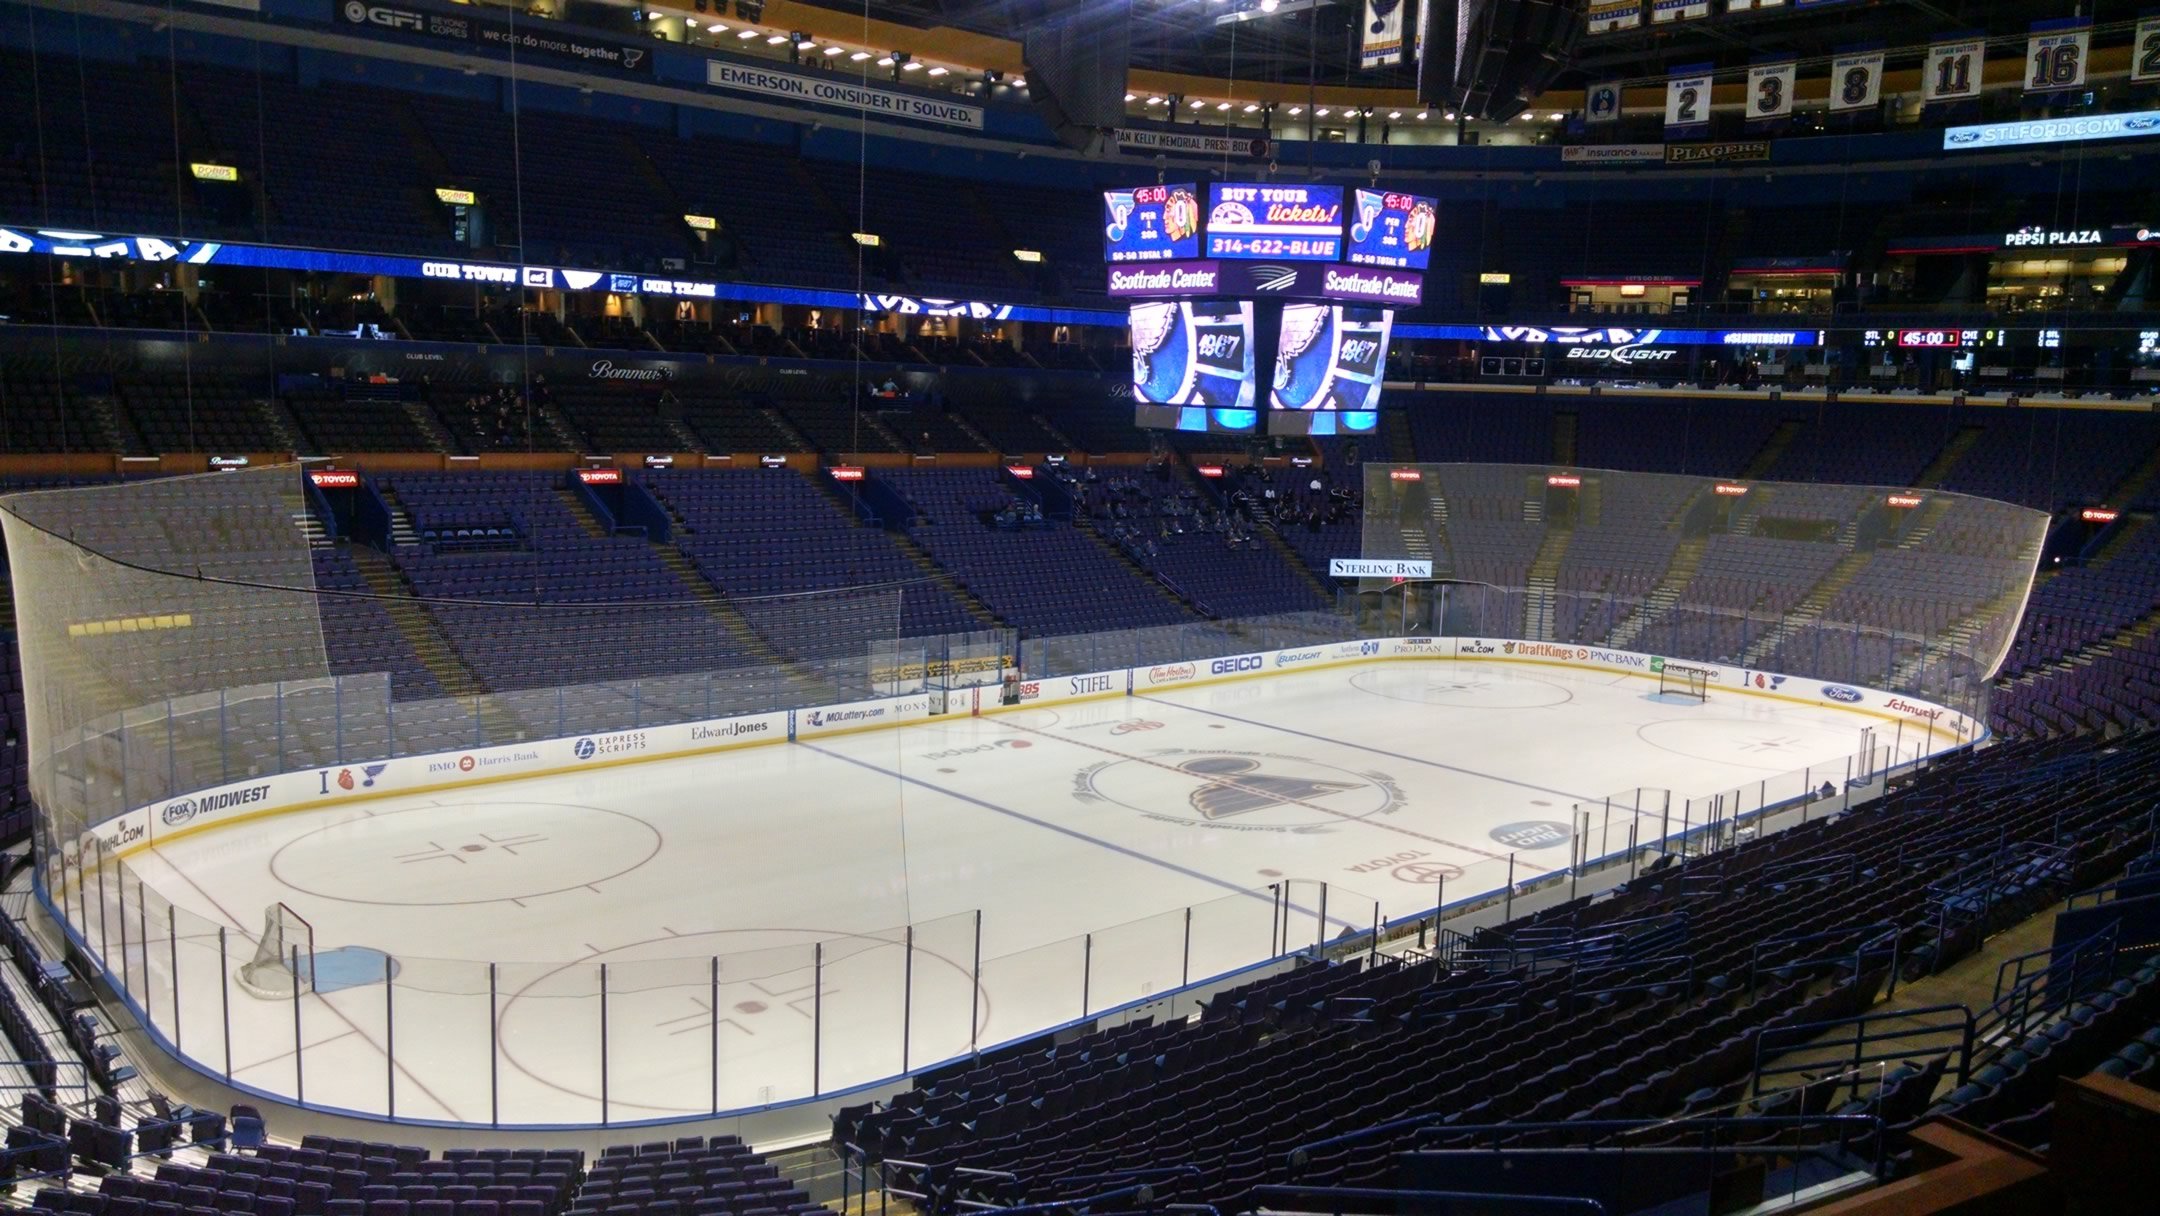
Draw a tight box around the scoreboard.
[1107,178,1425,436]
[1346,190,1438,270]
[1102,184,1201,263]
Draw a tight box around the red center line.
[989,715,1552,872]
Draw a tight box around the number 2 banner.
[1829,50,1883,113]
[1666,65,1714,132]
[2132,16,2160,85]
[1924,37,1985,102]
[2025,19,2090,93]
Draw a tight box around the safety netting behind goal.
[0,465,333,871]
[1352,462,2047,713]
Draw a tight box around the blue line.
[796,741,1357,931]
[1131,694,1606,803]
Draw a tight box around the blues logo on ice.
[1072,749,1405,833]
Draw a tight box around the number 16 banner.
[2026,18,2090,93]
[1666,64,1713,132]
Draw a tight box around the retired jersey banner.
[1829,50,1884,112]
[1652,0,1709,22]
[2026,19,2091,92]
[1924,37,1985,102]
[1666,65,1714,132]
[1586,82,1623,124]
[2136,17,2160,84]
[1725,0,1784,8]
[1588,0,1642,34]
[1360,0,1407,69]
[1747,61,1796,120]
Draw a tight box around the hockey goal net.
[1658,664,1711,702]
[235,902,315,1000]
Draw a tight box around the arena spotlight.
[928,66,949,76]
[902,60,923,71]
[850,51,871,61]
[767,33,789,45]
[737,29,758,39]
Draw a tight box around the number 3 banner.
[1924,37,1985,102]
[1746,60,1795,120]
[2026,18,2090,93]
[2131,16,2160,84]
[1666,64,1714,132]
[1829,50,1883,113]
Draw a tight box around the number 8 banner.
[2026,18,2090,93]
[1829,50,1883,113]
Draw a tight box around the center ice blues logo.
[1072,748,1405,833]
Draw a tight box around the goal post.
[235,902,315,1000]
[1658,663,1711,702]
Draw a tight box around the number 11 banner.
[1924,36,1985,102]
[2026,18,2090,93]
[1666,64,1714,133]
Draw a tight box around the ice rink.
[106,659,1937,1125]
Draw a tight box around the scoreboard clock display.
[1103,184,1201,263]
[1345,190,1437,270]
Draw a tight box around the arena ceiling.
[783,0,2043,94]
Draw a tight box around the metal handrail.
[1252,1184,1609,1214]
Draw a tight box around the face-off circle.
[267,801,662,906]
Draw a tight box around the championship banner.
[2138,17,2160,84]
[1587,0,1642,35]
[1651,0,1709,23]
[2025,19,2091,93]
[1725,0,1784,8]
[1747,60,1795,120]
[1586,82,1623,124]
[1829,50,1884,113]
[1360,0,1407,69]
[1665,65,1714,132]
[1924,37,1985,102]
